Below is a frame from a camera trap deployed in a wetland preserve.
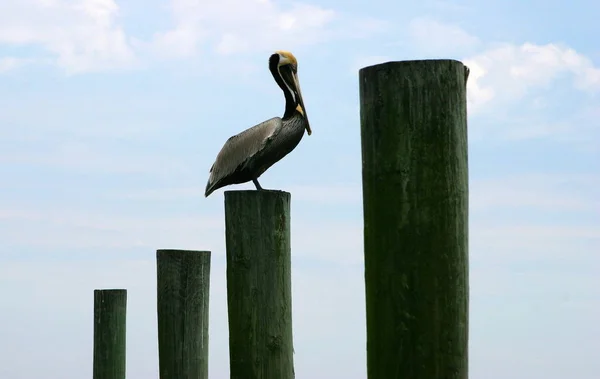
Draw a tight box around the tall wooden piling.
[224,190,294,379]
[93,289,127,379]
[359,60,470,379]
[156,249,211,379]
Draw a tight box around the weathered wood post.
[93,289,127,379]
[224,190,294,379]
[156,249,211,379]
[359,60,470,379]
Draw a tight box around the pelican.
[204,50,311,197]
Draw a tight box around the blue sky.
[1,0,599,378]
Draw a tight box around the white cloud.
[0,57,31,72]
[399,19,600,125]
[352,18,478,73]
[0,0,135,73]
[2,172,598,378]
[465,42,600,111]
[0,200,365,265]
[0,258,368,379]
[148,0,337,58]
[351,55,391,73]
[469,173,600,263]
[148,0,387,59]
[116,187,207,201]
[0,207,223,250]
[292,220,363,264]
[1,0,387,71]
[471,174,600,212]
[0,138,192,177]
[75,172,598,266]
[408,17,480,55]
[425,0,473,13]
[462,42,600,145]
[288,184,362,205]
[216,2,336,54]
[146,27,205,60]
[116,183,362,205]
[401,20,600,144]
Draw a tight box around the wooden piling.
[224,190,294,379]
[156,249,211,379]
[359,60,470,379]
[93,289,127,379]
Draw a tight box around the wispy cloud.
[471,174,600,212]
[403,20,600,146]
[351,55,392,73]
[113,183,362,206]
[0,0,136,73]
[0,57,31,72]
[288,184,362,205]
[147,0,387,59]
[352,18,600,146]
[1,4,599,379]
[0,258,367,378]
[408,17,480,55]
[0,207,223,250]
[465,42,600,111]
[1,0,388,72]
[0,144,191,177]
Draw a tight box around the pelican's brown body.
[204,51,311,197]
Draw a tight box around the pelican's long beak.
[292,71,311,136]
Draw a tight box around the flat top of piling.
[156,249,211,253]
[359,59,466,74]
[94,289,127,292]
[224,189,290,195]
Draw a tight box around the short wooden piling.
[156,249,211,379]
[224,190,294,379]
[359,60,470,379]
[93,289,127,379]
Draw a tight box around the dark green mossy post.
[359,60,470,379]
[224,190,294,379]
[93,289,127,379]
[156,249,211,379]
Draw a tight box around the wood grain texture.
[93,289,127,379]
[359,59,470,379]
[224,190,294,379]
[156,249,211,379]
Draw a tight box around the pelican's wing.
[206,117,282,189]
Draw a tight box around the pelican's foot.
[252,178,264,191]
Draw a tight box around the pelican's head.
[269,50,311,136]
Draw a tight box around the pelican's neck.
[268,58,297,120]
